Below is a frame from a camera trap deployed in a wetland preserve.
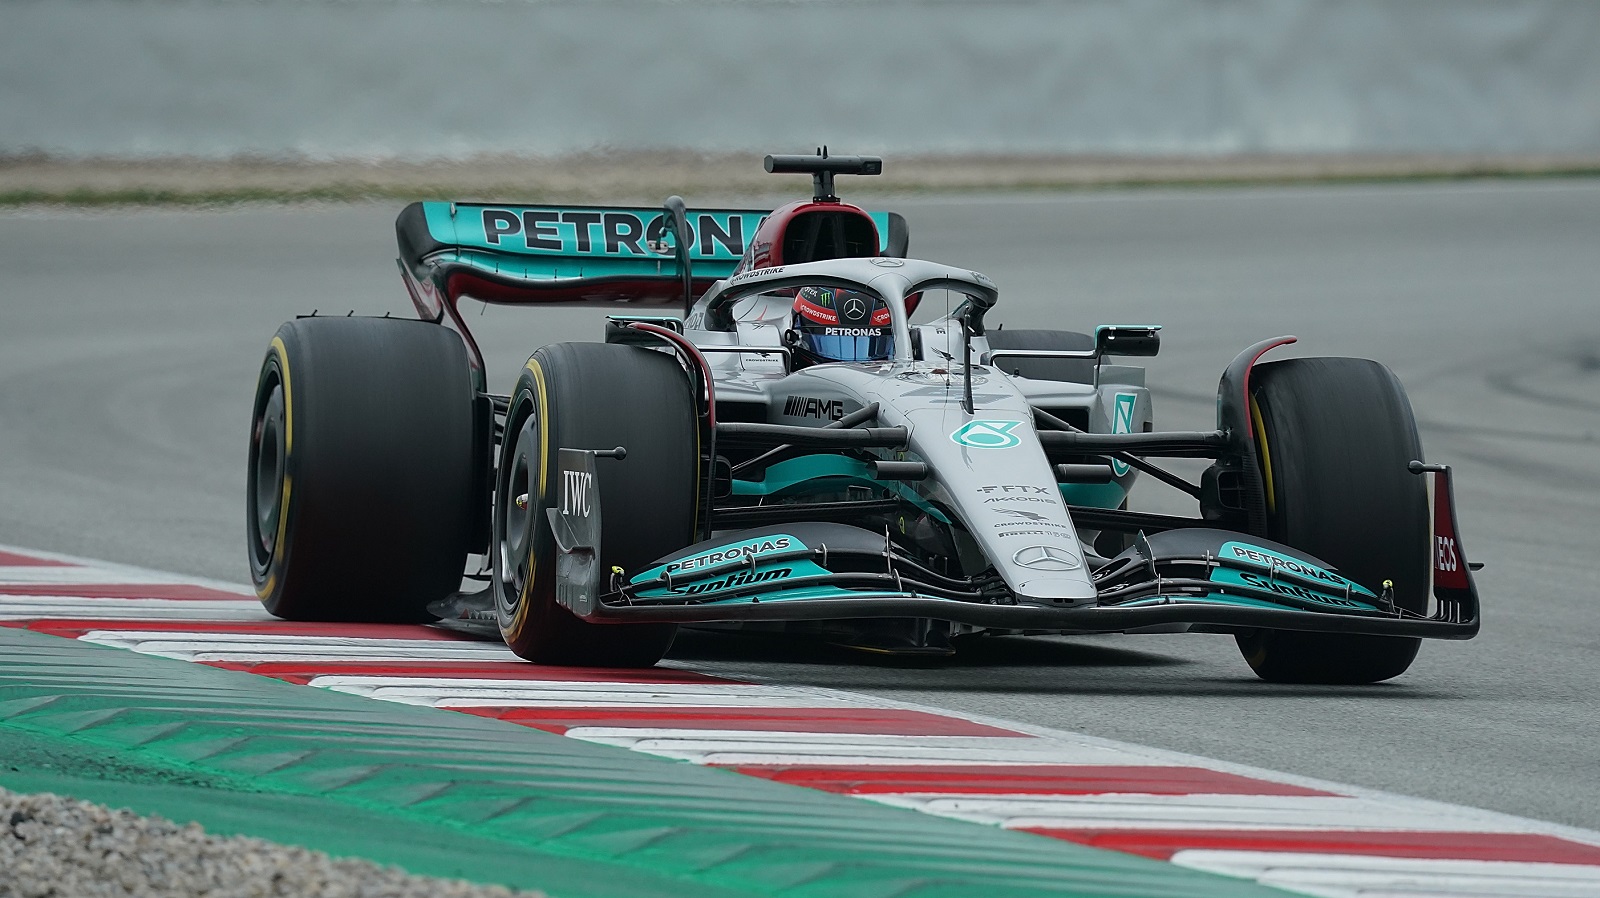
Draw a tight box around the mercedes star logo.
[1012,545,1082,571]
[842,297,868,321]
[869,257,905,267]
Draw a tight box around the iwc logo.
[1012,545,1082,571]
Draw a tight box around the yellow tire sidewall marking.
[1250,394,1276,517]
[257,336,294,601]
[506,357,550,639]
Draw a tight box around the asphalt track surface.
[1,181,1597,832]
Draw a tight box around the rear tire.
[1235,357,1428,684]
[985,329,1095,383]
[247,317,476,622]
[492,343,697,667]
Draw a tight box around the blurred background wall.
[5,0,1599,159]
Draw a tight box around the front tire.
[492,343,697,667]
[1235,357,1428,684]
[247,317,476,622]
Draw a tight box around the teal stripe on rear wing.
[396,201,897,306]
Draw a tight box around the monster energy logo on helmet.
[790,286,894,364]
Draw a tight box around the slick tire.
[984,329,1095,383]
[493,342,697,667]
[1236,357,1428,684]
[247,317,476,622]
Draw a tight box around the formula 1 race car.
[247,151,1480,684]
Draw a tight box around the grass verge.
[5,151,1600,207]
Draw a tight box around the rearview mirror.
[1096,325,1162,357]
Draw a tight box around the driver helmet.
[790,286,895,364]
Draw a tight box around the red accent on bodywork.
[459,705,1027,737]
[732,200,881,275]
[400,261,443,320]
[1242,336,1297,443]
[399,265,486,386]
[439,295,486,387]
[1431,468,1471,591]
[627,322,716,428]
[728,765,1333,797]
[1031,828,1600,865]
[444,271,701,307]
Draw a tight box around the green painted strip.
[0,627,1293,898]
[731,454,949,522]
[1059,479,1129,509]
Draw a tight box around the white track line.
[320,684,851,710]
[75,632,523,663]
[0,599,270,620]
[722,680,1600,850]
[867,793,1535,833]
[567,734,1130,766]
[1173,852,1600,898]
[0,546,256,597]
[0,567,238,585]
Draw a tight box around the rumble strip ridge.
[5,544,1598,898]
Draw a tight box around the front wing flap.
[572,495,1479,638]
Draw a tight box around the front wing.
[548,454,1479,640]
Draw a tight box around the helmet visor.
[799,330,896,363]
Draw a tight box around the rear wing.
[396,201,903,308]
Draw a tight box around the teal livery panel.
[422,202,894,277]
[394,200,900,307]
